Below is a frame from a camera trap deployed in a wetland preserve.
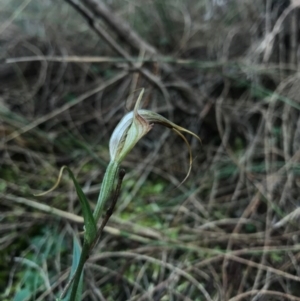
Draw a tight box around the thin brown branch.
[66,0,201,112]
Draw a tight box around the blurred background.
[2,0,300,300]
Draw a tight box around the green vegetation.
[2,0,300,300]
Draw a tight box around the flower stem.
[93,160,119,222]
[69,163,122,301]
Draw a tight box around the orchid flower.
[93,89,201,222]
[36,88,201,300]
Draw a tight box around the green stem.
[93,160,119,223]
[69,161,119,300]
[69,240,90,301]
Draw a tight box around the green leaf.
[14,288,31,301]
[62,237,84,301]
[64,167,97,243]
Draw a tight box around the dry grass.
[1,0,300,300]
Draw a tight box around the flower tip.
[134,88,145,116]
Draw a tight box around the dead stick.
[65,0,171,106]
[83,0,200,106]
[66,0,201,112]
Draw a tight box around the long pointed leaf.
[35,166,97,243]
[65,167,97,243]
